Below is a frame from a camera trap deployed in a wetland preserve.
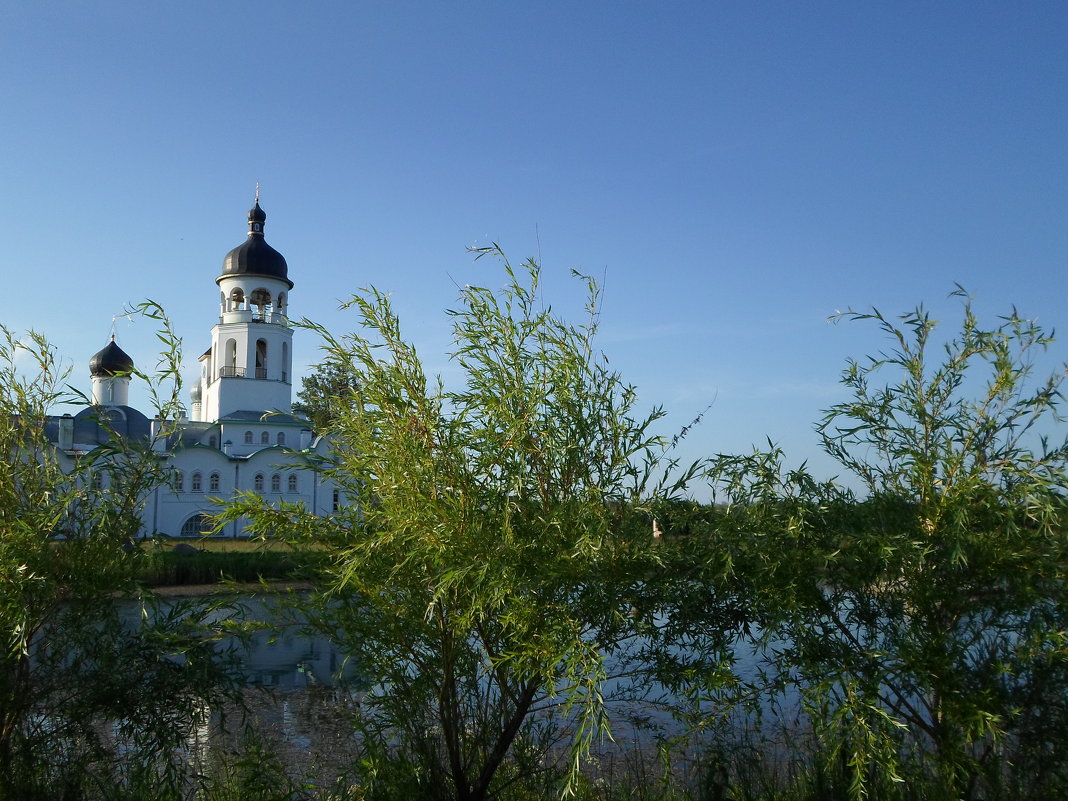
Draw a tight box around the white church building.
[46,200,338,538]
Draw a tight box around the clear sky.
[2,2,1066,493]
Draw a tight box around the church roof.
[218,202,293,289]
[45,405,154,448]
[89,337,134,377]
[219,410,310,426]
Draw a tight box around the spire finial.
[254,182,261,205]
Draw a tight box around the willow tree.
[710,292,1068,800]
[224,249,731,801]
[0,312,237,800]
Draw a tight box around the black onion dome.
[218,202,293,289]
[89,337,134,377]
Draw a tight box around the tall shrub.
[224,250,736,801]
[710,292,1068,800]
[0,313,239,799]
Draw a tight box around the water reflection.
[149,591,360,690]
[133,592,781,788]
[238,626,355,690]
[142,591,364,782]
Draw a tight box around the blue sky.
[2,2,1066,492]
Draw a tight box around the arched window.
[277,432,286,446]
[224,338,237,368]
[209,435,218,448]
[244,430,253,444]
[287,474,298,493]
[271,474,281,493]
[254,474,264,492]
[180,513,212,537]
[209,472,220,492]
[281,342,289,383]
[174,471,184,493]
[261,431,270,445]
[255,339,268,379]
[191,472,202,492]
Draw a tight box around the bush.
[139,545,325,586]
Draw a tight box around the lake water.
[121,591,797,790]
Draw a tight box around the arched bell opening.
[250,288,272,321]
[255,338,268,379]
[220,338,240,378]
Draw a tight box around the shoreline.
[149,580,315,597]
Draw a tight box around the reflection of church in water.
[47,199,338,538]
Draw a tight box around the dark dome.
[218,202,293,288]
[89,338,134,377]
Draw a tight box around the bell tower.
[192,198,295,422]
